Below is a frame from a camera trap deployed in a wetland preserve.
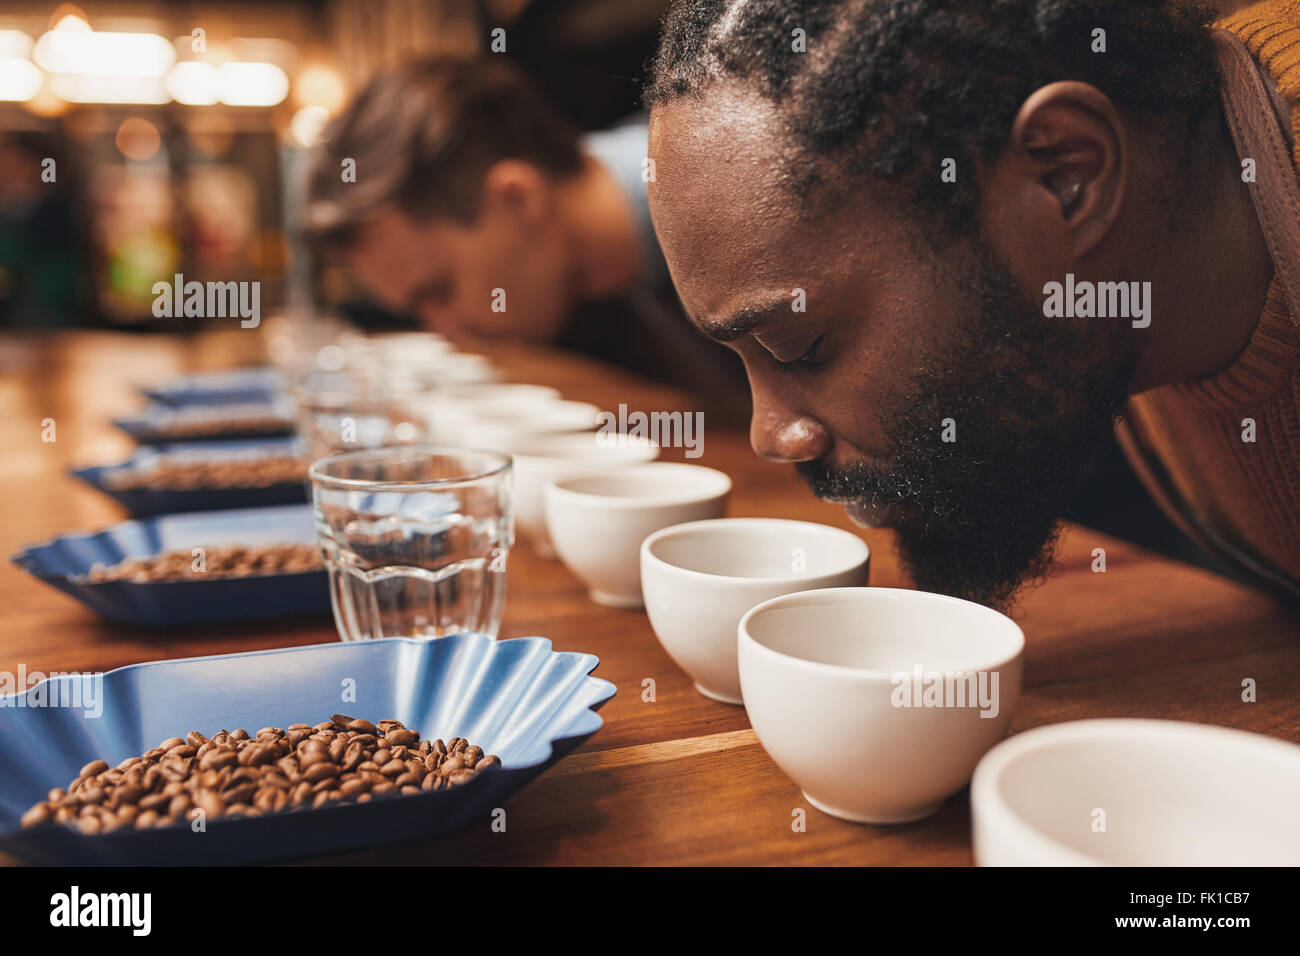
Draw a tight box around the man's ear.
[1006,81,1127,259]
[481,159,553,227]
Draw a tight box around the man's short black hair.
[647,0,1222,227]
[305,57,585,252]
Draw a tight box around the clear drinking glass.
[295,368,434,462]
[309,447,513,641]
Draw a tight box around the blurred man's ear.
[481,159,554,226]
[1003,81,1127,260]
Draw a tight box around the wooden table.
[1,329,1298,866]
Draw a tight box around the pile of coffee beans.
[104,456,307,491]
[145,406,294,440]
[21,716,501,833]
[86,543,322,583]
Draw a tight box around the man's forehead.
[649,84,788,170]
[648,87,861,308]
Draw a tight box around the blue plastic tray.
[10,504,328,626]
[72,439,308,517]
[0,634,616,865]
[114,399,297,444]
[139,368,286,407]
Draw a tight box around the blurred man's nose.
[417,303,459,337]
[749,390,831,463]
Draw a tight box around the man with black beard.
[646,0,1300,609]
[795,242,1136,609]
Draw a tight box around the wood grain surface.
[1,330,1296,865]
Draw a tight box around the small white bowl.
[456,399,601,447]
[512,432,660,558]
[439,383,562,405]
[739,587,1023,824]
[426,384,563,443]
[971,719,1300,865]
[437,353,500,384]
[641,519,869,704]
[545,463,731,608]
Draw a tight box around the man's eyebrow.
[697,301,788,343]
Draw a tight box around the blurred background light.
[165,61,218,105]
[0,29,34,59]
[49,73,168,104]
[34,29,175,77]
[294,63,345,112]
[48,6,91,33]
[289,104,329,147]
[216,61,290,106]
[0,57,42,101]
[114,116,162,161]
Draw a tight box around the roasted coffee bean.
[385,729,418,748]
[135,809,161,829]
[223,783,257,805]
[200,750,238,772]
[341,741,364,772]
[440,755,465,775]
[302,762,339,783]
[109,783,142,808]
[21,717,502,833]
[298,750,331,771]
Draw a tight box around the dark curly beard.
[798,240,1138,611]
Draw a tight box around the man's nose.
[749,394,831,463]
[418,304,459,337]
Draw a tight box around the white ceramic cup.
[738,587,1024,824]
[512,432,660,558]
[545,463,732,608]
[641,518,870,704]
[457,399,601,447]
[971,718,1300,865]
[425,384,562,444]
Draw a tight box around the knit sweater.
[1118,1,1300,595]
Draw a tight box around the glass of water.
[309,447,513,641]
[295,368,434,462]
